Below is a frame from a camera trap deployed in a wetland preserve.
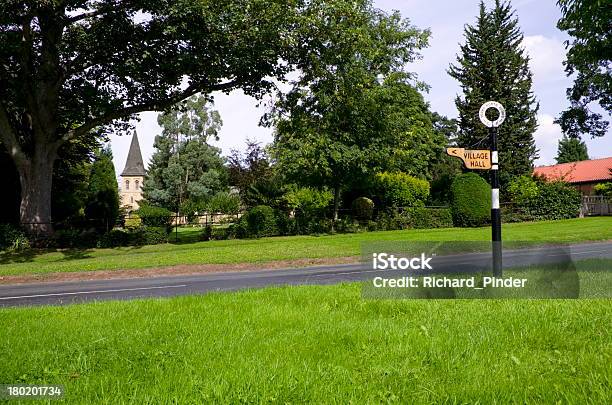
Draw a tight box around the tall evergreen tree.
[84,146,120,231]
[556,135,589,163]
[448,0,539,183]
[143,96,227,212]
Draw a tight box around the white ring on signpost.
[479,101,506,128]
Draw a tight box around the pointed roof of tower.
[121,131,146,176]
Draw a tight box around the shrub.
[524,180,581,220]
[374,172,429,208]
[55,229,99,248]
[207,192,241,214]
[352,197,375,220]
[450,173,491,227]
[124,214,142,229]
[404,207,453,229]
[284,186,333,219]
[136,205,173,228]
[0,224,30,252]
[594,182,612,198]
[98,229,131,248]
[139,227,169,245]
[507,175,539,205]
[236,205,278,238]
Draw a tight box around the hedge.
[450,173,490,227]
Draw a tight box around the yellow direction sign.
[446,148,491,170]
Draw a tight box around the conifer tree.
[448,0,538,183]
[556,135,589,163]
[85,146,120,231]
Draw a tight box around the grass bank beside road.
[0,283,609,403]
[1,217,611,277]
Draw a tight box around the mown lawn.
[1,217,611,277]
[0,283,610,403]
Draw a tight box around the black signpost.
[479,101,505,277]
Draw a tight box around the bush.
[524,181,581,220]
[207,192,241,214]
[236,205,278,238]
[55,229,99,248]
[284,186,333,221]
[507,175,539,205]
[98,229,131,248]
[374,172,429,208]
[139,227,169,245]
[0,224,30,252]
[450,173,491,227]
[403,207,453,229]
[98,226,168,248]
[594,182,612,198]
[124,214,142,229]
[136,205,173,228]
[352,197,375,220]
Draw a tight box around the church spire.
[121,131,146,176]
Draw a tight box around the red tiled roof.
[533,157,612,183]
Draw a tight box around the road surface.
[0,241,610,307]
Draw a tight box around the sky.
[110,0,611,177]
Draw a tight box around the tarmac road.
[0,241,610,307]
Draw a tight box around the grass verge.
[0,282,610,403]
[1,217,611,277]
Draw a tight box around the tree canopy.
[556,0,611,138]
[143,96,227,212]
[267,0,433,219]
[0,0,302,234]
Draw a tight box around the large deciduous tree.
[556,0,611,138]
[448,0,539,183]
[0,0,299,235]
[267,0,432,220]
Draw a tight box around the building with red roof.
[533,157,612,195]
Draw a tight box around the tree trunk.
[333,184,341,223]
[17,148,57,238]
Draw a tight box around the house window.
[125,180,130,190]
[131,197,134,203]
[135,180,140,190]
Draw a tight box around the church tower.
[120,131,146,212]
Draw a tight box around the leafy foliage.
[555,135,589,163]
[507,175,539,205]
[374,172,430,208]
[143,96,228,211]
[556,0,611,138]
[523,180,581,220]
[352,197,375,220]
[450,173,491,227]
[594,182,612,198]
[234,205,278,238]
[0,0,303,234]
[207,192,242,215]
[227,141,282,208]
[284,186,334,217]
[268,0,433,219]
[0,224,30,251]
[448,0,539,181]
[84,146,120,231]
[136,205,173,228]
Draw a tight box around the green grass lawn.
[0,282,610,403]
[1,217,611,277]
